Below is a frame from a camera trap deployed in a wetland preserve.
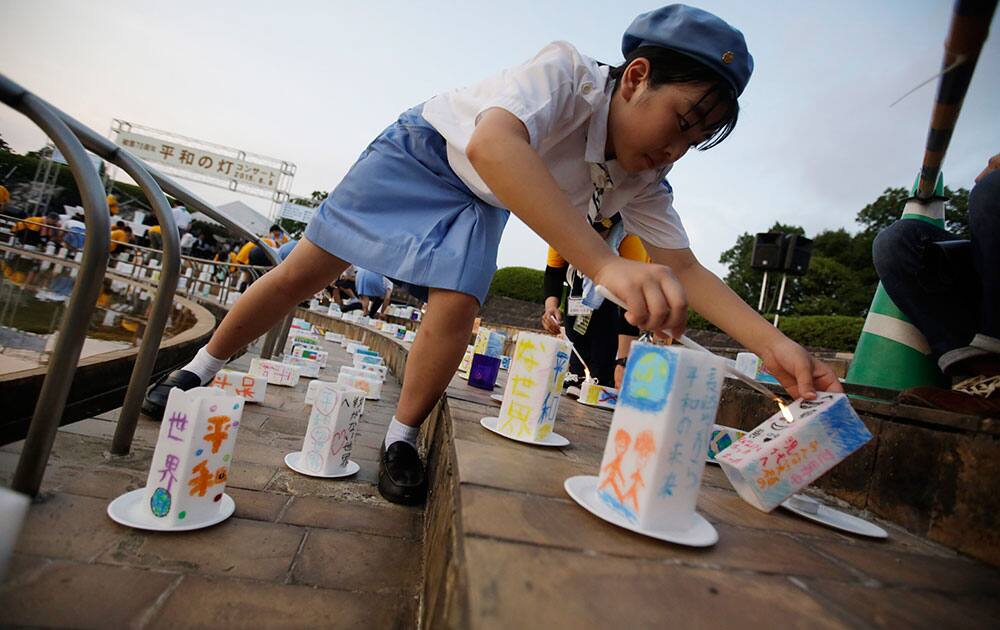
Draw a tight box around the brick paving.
[438,372,1000,629]
[0,337,423,629]
[5,314,1000,629]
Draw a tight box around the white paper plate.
[490,394,504,404]
[480,416,569,447]
[107,488,235,532]
[781,494,888,538]
[284,452,361,479]
[564,475,718,547]
[576,398,615,411]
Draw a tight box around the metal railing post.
[0,76,111,496]
[102,153,180,455]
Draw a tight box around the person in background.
[268,224,290,246]
[190,229,216,259]
[109,224,132,254]
[356,266,394,318]
[14,212,61,247]
[543,216,646,388]
[179,229,197,255]
[234,236,278,290]
[171,199,192,233]
[875,152,1000,414]
[278,237,298,261]
[62,212,86,250]
[144,215,163,250]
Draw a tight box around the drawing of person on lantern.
[599,429,631,501]
[621,430,656,517]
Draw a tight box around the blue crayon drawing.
[599,489,639,524]
[659,472,677,497]
[620,345,677,412]
[816,397,873,455]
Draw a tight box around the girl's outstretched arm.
[645,244,843,400]
[468,108,687,337]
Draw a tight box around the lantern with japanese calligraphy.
[249,358,301,387]
[291,344,328,368]
[597,344,725,533]
[355,362,388,380]
[107,387,244,530]
[716,393,872,512]
[286,382,366,477]
[284,355,321,378]
[337,367,382,400]
[353,354,384,368]
[495,331,572,442]
[289,333,321,348]
[211,369,267,403]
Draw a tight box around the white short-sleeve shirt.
[421,41,689,250]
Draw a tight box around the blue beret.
[622,4,753,96]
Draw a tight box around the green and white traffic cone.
[846,173,949,391]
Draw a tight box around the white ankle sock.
[384,417,420,449]
[182,347,229,385]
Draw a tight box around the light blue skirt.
[304,105,510,304]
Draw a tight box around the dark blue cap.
[622,4,753,96]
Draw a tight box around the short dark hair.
[116,220,126,228]
[609,46,739,150]
[269,224,281,232]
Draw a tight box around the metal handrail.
[1,72,293,491]
[0,78,111,497]
[99,142,181,456]
[31,98,292,360]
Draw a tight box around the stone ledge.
[303,313,1000,627]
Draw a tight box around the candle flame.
[778,399,794,423]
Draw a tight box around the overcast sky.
[2,1,997,276]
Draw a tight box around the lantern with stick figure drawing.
[595,343,726,534]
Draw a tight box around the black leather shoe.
[142,369,204,420]
[378,441,427,506]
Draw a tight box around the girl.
[146,4,842,505]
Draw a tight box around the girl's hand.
[759,337,844,400]
[542,300,563,334]
[594,258,688,338]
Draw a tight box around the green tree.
[857,186,969,237]
[290,190,328,207]
[488,266,546,303]
[278,218,307,237]
[716,186,972,320]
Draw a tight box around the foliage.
[856,186,969,237]
[488,266,546,303]
[686,311,863,352]
[718,187,970,319]
[289,190,328,207]
[686,311,719,332]
[776,315,864,352]
[278,218,307,238]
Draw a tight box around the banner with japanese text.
[115,130,281,192]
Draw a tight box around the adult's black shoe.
[378,441,427,506]
[141,369,203,420]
